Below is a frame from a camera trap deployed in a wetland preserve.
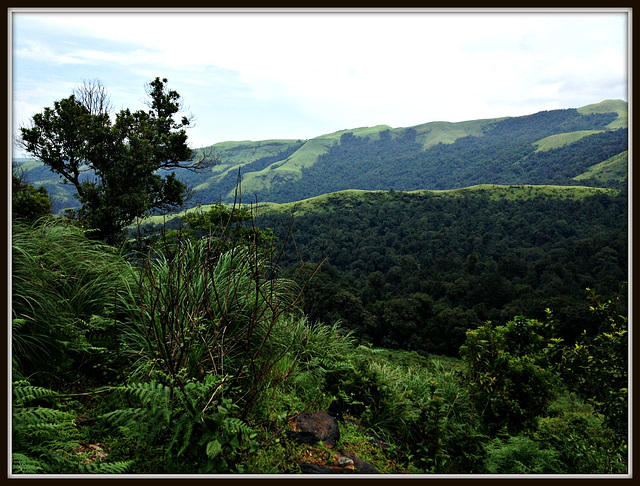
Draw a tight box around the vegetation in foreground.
[11,212,627,475]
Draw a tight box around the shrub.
[483,434,563,474]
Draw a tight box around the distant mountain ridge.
[14,99,628,212]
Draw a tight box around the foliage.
[320,346,481,473]
[10,177,627,475]
[482,434,562,474]
[101,378,257,473]
[534,393,627,474]
[12,380,133,474]
[12,172,52,223]
[459,316,558,436]
[12,220,136,387]
[118,231,308,417]
[146,200,277,259]
[559,288,628,441]
[260,188,627,357]
[18,77,213,242]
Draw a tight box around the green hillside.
[255,184,619,217]
[574,150,628,183]
[137,183,619,230]
[14,99,628,211]
[412,117,502,149]
[577,99,628,129]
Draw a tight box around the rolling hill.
[13,99,628,212]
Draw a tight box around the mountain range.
[14,99,628,212]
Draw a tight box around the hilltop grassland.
[412,117,505,149]
[577,99,628,129]
[252,184,621,218]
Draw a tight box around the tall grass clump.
[252,317,358,421]
[98,222,347,472]
[118,234,305,417]
[12,219,136,388]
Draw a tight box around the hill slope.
[14,100,628,211]
[251,185,627,355]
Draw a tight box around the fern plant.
[102,375,257,473]
[12,380,133,475]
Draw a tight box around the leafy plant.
[535,392,627,474]
[483,434,562,474]
[559,288,628,441]
[12,170,52,223]
[12,380,133,475]
[101,376,256,473]
[460,316,558,436]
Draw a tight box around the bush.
[483,434,562,474]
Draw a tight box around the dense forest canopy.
[255,187,627,356]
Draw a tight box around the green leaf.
[206,439,222,459]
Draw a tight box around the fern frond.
[14,404,73,422]
[223,417,254,441]
[11,453,44,474]
[13,383,58,406]
[100,407,148,427]
[78,460,134,474]
[168,413,195,457]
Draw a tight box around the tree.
[12,166,51,223]
[19,77,215,242]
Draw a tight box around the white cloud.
[10,9,629,151]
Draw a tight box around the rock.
[288,411,340,448]
[338,456,354,466]
[339,450,381,474]
[299,463,340,474]
[284,430,320,446]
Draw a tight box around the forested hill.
[14,100,628,211]
[254,185,628,357]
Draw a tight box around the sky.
[10,8,629,158]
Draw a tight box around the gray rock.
[288,411,340,448]
[299,463,340,474]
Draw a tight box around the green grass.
[423,184,620,201]
[412,118,503,149]
[577,99,628,129]
[574,150,628,182]
[533,130,605,152]
[238,126,393,195]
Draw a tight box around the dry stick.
[201,376,228,423]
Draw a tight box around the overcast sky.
[10,8,629,158]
